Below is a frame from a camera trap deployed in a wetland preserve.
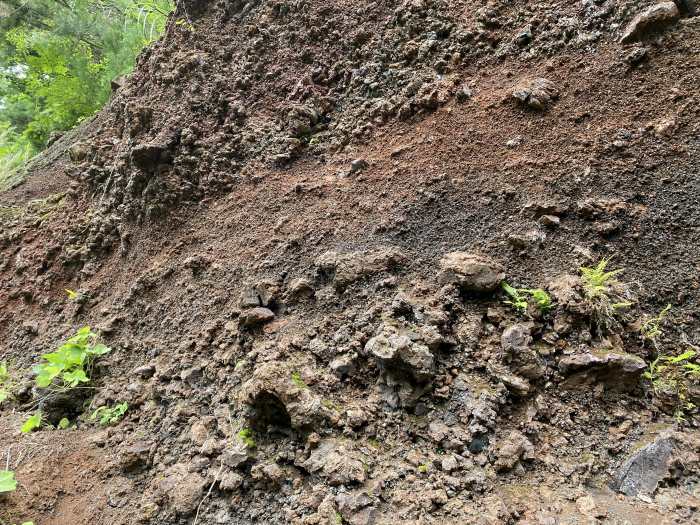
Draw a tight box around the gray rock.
[559,350,646,391]
[501,324,532,354]
[220,444,250,468]
[302,439,367,486]
[330,354,356,377]
[441,455,460,472]
[350,159,369,173]
[366,334,434,381]
[219,471,244,492]
[620,2,680,44]
[239,307,275,328]
[611,435,674,496]
[335,491,377,525]
[494,431,534,471]
[538,215,561,228]
[512,78,559,110]
[158,464,206,516]
[438,252,505,293]
[285,278,315,302]
[316,248,406,291]
[492,367,531,396]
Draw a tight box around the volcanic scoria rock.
[512,78,559,110]
[438,252,505,292]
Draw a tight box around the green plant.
[641,304,672,343]
[237,428,256,449]
[0,1,175,185]
[522,288,553,313]
[291,371,308,389]
[580,258,623,298]
[579,259,633,334]
[0,361,12,403]
[502,282,553,315]
[0,470,17,493]
[501,282,528,313]
[34,326,111,389]
[21,411,42,434]
[90,402,128,426]
[58,417,71,429]
[644,349,700,422]
[418,463,429,473]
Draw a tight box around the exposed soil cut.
[1,1,700,524]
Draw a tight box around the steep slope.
[1,1,700,524]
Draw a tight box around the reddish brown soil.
[1,1,700,524]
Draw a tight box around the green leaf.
[87,343,111,356]
[0,470,17,493]
[21,411,42,434]
[34,363,62,388]
[58,417,70,429]
[62,368,89,387]
[665,350,696,364]
[90,402,128,426]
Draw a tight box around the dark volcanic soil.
[1,1,700,524]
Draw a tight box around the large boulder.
[239,362,328,431]
[438,252,505,293]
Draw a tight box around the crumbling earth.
[1,1,700,524]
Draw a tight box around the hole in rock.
[250,391,292,435]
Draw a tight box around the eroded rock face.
[512,78,559,110]
[438,252,505,293]
[620,2,680,44]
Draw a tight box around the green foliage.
[644,349,700,422]
[418,463,429,473]
[580,258,623,299]
[522,288,553,313]
[641,304,672,342]
[58,417,71,429]
[502,282,528,313]
[237,428,256,449]
[291,371,308,389]
[90,402,128,426]
[579,259,633,334]
[21,411,42,433]
[0,360,12,403]
[502,282,553,315]
[33,326,111,389]
[0,469,17,493]
[0,0,174,184]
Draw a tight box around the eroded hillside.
[1,1,700,524]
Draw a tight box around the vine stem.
[192,464,223,525]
